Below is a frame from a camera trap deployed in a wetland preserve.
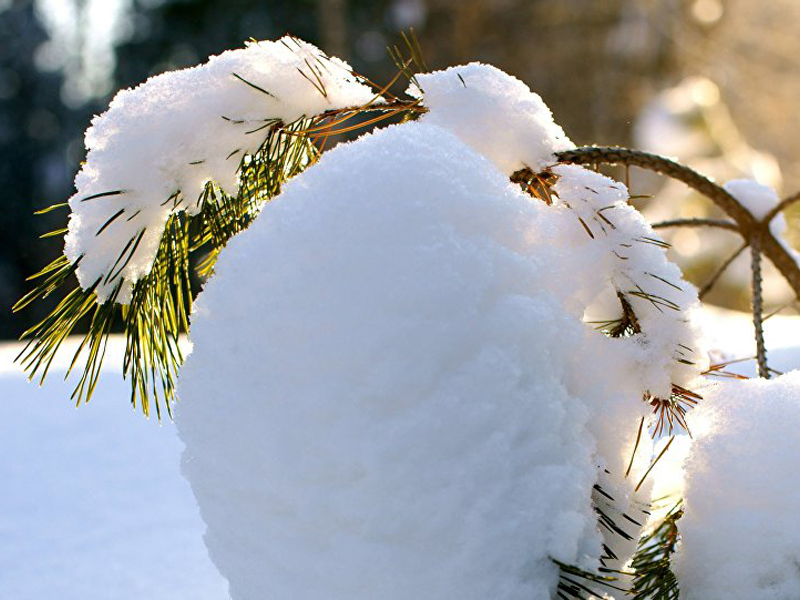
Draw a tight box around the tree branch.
[750,234,770,378]
[555,146,800,302]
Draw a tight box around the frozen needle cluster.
[64,37,375,302]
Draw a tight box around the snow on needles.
[410,63,575,175]
[676,372,800,600]
[64,37,375,303]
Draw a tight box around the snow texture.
[171,57,710,599]
[724,178,779,221]
[724,178,800,263]
[553,164,706,400]
[0,338,227,600]
[177,121,705,598]
[676,371,800,600]
[64,37,375,303]
[410,63,574,175]
[178,121,603,600]
[544,164,705,582]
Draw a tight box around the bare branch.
[750,234,770,379]
[699,242,748,299]
[764,189,800,224]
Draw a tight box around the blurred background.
[2,0,800,339]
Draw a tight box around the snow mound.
[178,121,609,600]
[410,63,574,175]
[64,37,375,302]
[676,371,800,600]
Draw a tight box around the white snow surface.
[410,63,574,175]
[3,305,799,598]
[553,164,707,400]
[177,121,602,600]
[64,37,375,303]
[0,338,227,600]
[676,371,800,600]
[724,178,779,220]
[723,178,800,264]
[176,113,706,598]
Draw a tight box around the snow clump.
[410,63,574,175]
[676,371,800,600]
[177,63,707,598]
[178,121,605,600]
[724,178,800,261]
[64,37,375,303]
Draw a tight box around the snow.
[543,164,705,587]
[552,164,706,400]
[5,305,800,598]
[64,36,376,303]
[702,305,800,377]
[0,337,228,600]
[676,371,800,600]
[33,36,800,597]
[175,111,709,596]
[723,179,800,265]
[177,121,604,600]
[724,179,779,221]
[410,63,574,175]
[164,54,716,598]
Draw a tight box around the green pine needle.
[630,501,682,599]
[13,92,419,418]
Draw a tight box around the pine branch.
[13,116,319,416]
[630,502,683,600]
[13,85,423,417]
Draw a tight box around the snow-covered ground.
[701,305,800,376]
[0,339,229,600]
[1,306,798,599]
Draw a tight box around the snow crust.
[410,63,574,175]
[676,372,800,600]
[64,37,375,302]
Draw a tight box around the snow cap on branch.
[724,178,779,220]
[724,178,800,262]
[552,164,707,400]
[64,36,376,303]
[409,63,574,175]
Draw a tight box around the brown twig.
[750,233,770,378]
[698,241,748,299]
